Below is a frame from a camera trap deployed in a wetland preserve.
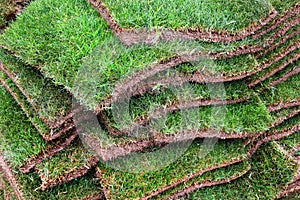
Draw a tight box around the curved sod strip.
[146,161,251,200]
[156,162,251,200]
[0,48,82,129]
[34,139,99,190]
[0,85,78,177]
[178,141,298,199]
[18,131,78,174]
[248,52,300,87]
[96,138,249,200]
[277,131,300,157]
[89,0,276,44]
[0,75,75,141]
[261,72,300,109]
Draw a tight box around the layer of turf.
[103,95,273,136]
[277,131,300,155]
[34,138,96,189]
[183,141,298,199]
[261,73,300,106]
[0,0,297,97]
[97,138,249,199]
[100,0,273,32]
[0,70,66,139]
[154,160,250,199]
[0,85,48,169]
[0,85,103,199]
[0,49,73,125]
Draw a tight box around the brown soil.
[267,99,300,113]
[0,154,24,200]
[19,130,77,173]
[248,54,300,87]
[142,157,247,200]
[88,0,291,45]
[36,156,99,190]
[247,123,300,158]
[0,61,83,129]
[161,165,251,200]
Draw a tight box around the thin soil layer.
[184,141,298,199]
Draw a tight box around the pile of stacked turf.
[0,0,299,199]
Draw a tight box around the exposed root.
[19,130,78,173]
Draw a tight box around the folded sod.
[181,141,299,199]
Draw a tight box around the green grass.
[277,131,300,154]
[0,0,297,107]
[185,141,298,199]
[0,49,72,124]
[0,85,103,199]
[261,73,300,106]
[0,71,66,138]
[98,138,248,199]
[0,85,48,169]
[35,138,94,186]
[100,0,273,32]
[155,160,250,199]
[103,95,273,135]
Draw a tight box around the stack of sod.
[0,0,299,199]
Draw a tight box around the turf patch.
[183,141,298,199]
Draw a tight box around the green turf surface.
[0,85,103,199]
[184,141,298,199]
[0,172,17,200]
[34,138,95,188]
[97,138,249,199]
[0,85,48,169]
[154,160,250,199]
[103,95,272,136]
[0,49,72,124]
[0,0,297,98]
[261,73,300,106]
[0,71,65,139]
[100,0,273,32]
[277,131,300,154]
